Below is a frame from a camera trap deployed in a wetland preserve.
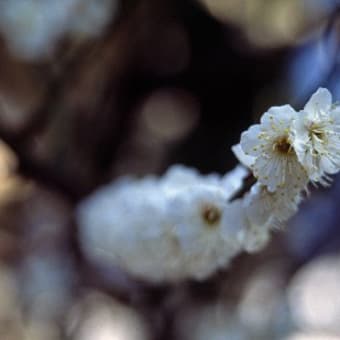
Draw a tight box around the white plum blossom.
[166,187,244,279]
[293,88,340,184]
[238,183,302,253]
[77,88,340,283]
[77,165,249,282]
[244,183,302,226]
[240,105,308,192]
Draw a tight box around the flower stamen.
[273,136,293,155]
[202,205,221,227]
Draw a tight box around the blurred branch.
[0,50,92,202]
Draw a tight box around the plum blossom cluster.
[77,165,253,282]
[236,88,340,227]
[239,88,340,189]
[77,88,340,283]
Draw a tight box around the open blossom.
[293,88,340,184]
[240,105,308,192]
[244,183,302,227]
[77,165,250,282]
[239,183,302,253]
[167,187,244,279]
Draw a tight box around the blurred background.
[0,0,340,339]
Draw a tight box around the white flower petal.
[231,144,255,168]
[244,183,301,227]
[261,104,297,127]
[304,87,332,114]
[241,224,271,253]
[220,165,248,200]
[292,89,340,183]
[330,106,340,133]
[240,124,262,156]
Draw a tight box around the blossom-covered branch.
[77,88,340,283]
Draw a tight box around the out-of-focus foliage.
[200,0,336,47]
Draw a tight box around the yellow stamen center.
[201,205,221,227]
[273,136,292,155]
[310,123,325,141]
